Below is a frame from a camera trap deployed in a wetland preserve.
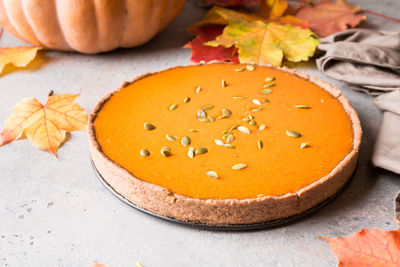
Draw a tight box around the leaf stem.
[361,9,400,23]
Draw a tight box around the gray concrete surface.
[0,1,399,266]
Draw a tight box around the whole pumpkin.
[0,0,185,53]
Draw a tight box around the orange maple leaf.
[0,94,88,156]
[321,220,400,267]
[0,46,41,74]
[294,0,367,37]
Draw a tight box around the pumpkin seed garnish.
[300,142,309,149]
[169,103,178,111]
[197,108,207,118]
[208,116,216,122]
[230,124,240,131]
[232,163,248,170]
[224,144,235,149]
[248,115,254,120]
[251,107,263,112]
[198,117,210,122]
[249,120,257,126]
[265,77,275,82]
[233,95,248,100]
[263,99,270,103]
[295,105,311,109]
[161,146,171,157]
[259,124,266,130]
[222,79,227,87]
[263,83,275,88]
[195,147,208,155]
[242,117,250,122]
[202,104,215,110]
[246,65,255,71]
[252,99,262,106]
[144,122,156,130]
[166,134,177,142]
[206,171,219,179]
[181,136,191,146]
[257,139,263,149]
[189,129,199,132]
[261,88,273,94]
[140,149,150,157]
[215,139,224,146]
[235,67,246,72]
[238,126,250,134]
[188,147,195,158]
[196,86,202,93]
[222,132,232,139]
[286,130,302,138]
[226,134,234,144]
[222,108,232,117]
[183,97,191,103]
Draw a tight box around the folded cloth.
[317,29,400,95]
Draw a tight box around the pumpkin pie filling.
[93,63,354,200]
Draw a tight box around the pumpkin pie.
[89,63,361,225]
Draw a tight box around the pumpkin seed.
[226,134,234,144]
[196,86,202,93]
[230,124,240,131]
[261,88,273,94]
[160,146,171,157]
[286,130,302,138]
[253,99,262,106]
[195,147,208,155]
[246,65,255,71]
[222,79,227,87]
[202,104,215,110]
[242,117,250,122]
[215,139,224,146]
[221,130,228,136]
[181,136,191,146]
[222,109,232,116]
[183,97,191,103]
[235,67,245,72]
[166,134,177,142]
[263,99,270,103]
[197,108,207,118]
[208,116,216,122]
[224,144,235,149]
[295,105,311,109]
[258,124,266,130]
[222,132,232,139]
[198,117,210,122]
[300,142,309,149]
[248,115,254,120]
[188,147,195,158]
[263,83,275,88]
[265,77,275,82]
[206,171,219,179]
[169,103,178,111]
[251,107,263,112]
[189,129,199,132]
[249,120,257,126]
[257,139,263,149]
[140,149,150,157]
[232,163,248,170]
[233,95,247,100]
[238,126,250,134]
[144,123,156,130]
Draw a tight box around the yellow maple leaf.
[259,0,288,20]
[205,20,318,66]
[0,94,88,156]
[0,46,41,74]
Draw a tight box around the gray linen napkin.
[316,29,400,218]
[317,29,400,95]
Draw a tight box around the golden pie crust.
[88,63,362,225]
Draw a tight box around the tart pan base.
[91,159,356,231]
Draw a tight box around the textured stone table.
[1,1,399,266]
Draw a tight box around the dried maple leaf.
[0,94,88,156]
[259,0,288,20]
[205,20,318,66]
[202,0,259,7]
[0,46,41,74]
[294,0,367,37]
[184,25,239,63]
[321,220,400,267]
